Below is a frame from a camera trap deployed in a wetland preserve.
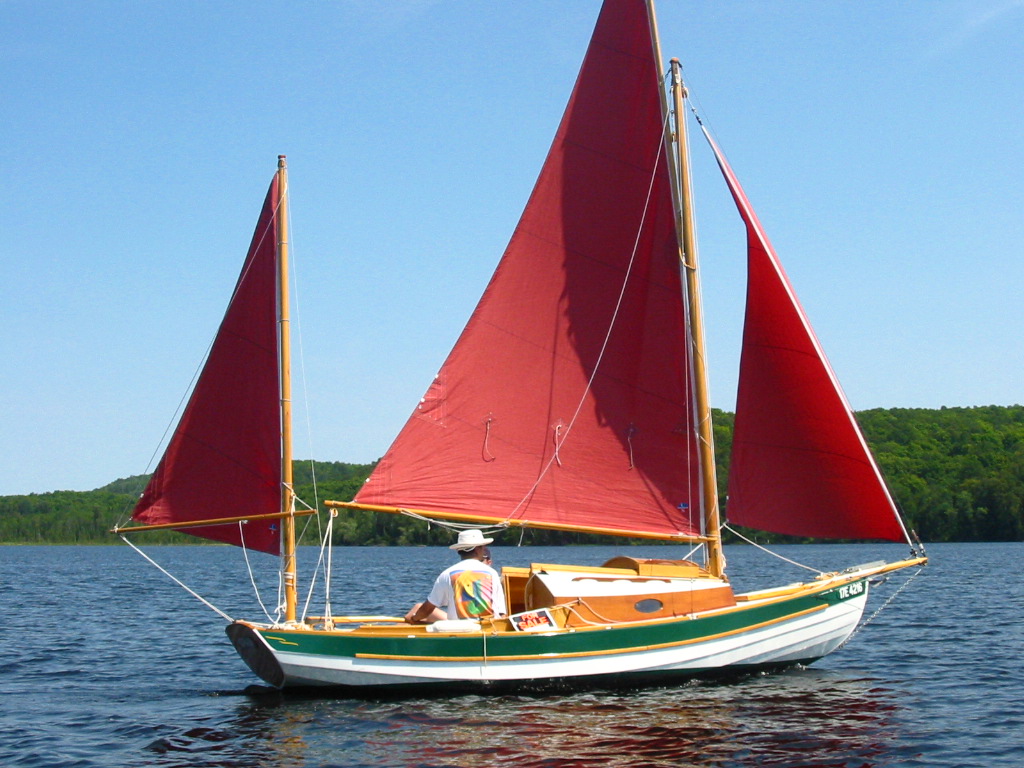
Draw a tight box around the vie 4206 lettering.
[836,581,866,600]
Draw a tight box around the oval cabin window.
[634,598,664,614]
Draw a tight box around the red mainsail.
[355,0,703,539]
[132,175,283,554]
[704,129,907,542]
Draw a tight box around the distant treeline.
[2,405,1021,545]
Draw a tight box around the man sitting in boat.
[404,530,507,624]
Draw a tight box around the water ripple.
[2,543,1021,767]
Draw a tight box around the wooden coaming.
[505,557,736,627]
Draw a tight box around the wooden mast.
[649,0,725,578]
[277,155,298,622]
[668,59,725,578]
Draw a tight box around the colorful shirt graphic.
[451,570,494,618]
[426,559,506,620]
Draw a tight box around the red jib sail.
[704,129,907,542]
[132,175,283,554]
[356,0,703,539]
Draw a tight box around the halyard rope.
[502,108,674,523]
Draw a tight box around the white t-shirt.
[426,558,507,620]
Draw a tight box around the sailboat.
[116,0,926,693]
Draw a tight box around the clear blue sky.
[3,1,1022,496]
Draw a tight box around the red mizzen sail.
[704,129,906,542]
[132,176,283,554]
[356,0,703,539]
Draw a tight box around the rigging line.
[837,566,925,650]
[398,509,509,538]
[292,492,319,549]
[279,182,333,607]
[672,63,728,166]
[275,570,284,622]
[300,512,335,624]
[238,521,277,623]
[119,535,233,622]
[503,108,674,522]
[681,186,713,541]
[276,178,326,557]
[278,485,299,621]
[273,492,288,619]
[296,498,320,543]
[293,492,316,511]
[723,523,825,574]
[324,510,335,624]
[677,67,717,147]
[565,598,675,627]
[283,180,323,530]
[682,543,702,561]
[662,65,700,541]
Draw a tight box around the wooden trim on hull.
[267,595,863,690]
[351,604,828,663]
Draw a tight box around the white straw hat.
[449,529,494,551]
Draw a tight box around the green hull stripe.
[256,579,865,661]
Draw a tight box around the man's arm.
[405,600,439,624]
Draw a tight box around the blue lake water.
[1,542,1020,767]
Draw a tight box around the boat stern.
[226,621,286,688]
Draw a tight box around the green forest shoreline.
[3,405,1022,545]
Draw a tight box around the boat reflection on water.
[208,668,906,768]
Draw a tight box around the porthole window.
[634,598,664,613]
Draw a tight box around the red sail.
[132,176,283,554]
[704,130,907,542]
[356,0,703,539]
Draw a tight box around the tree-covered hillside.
[1,405,1021,544]
[856,406,1024,542]
[0,461,377,546]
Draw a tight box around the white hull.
[232,587,869,691]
